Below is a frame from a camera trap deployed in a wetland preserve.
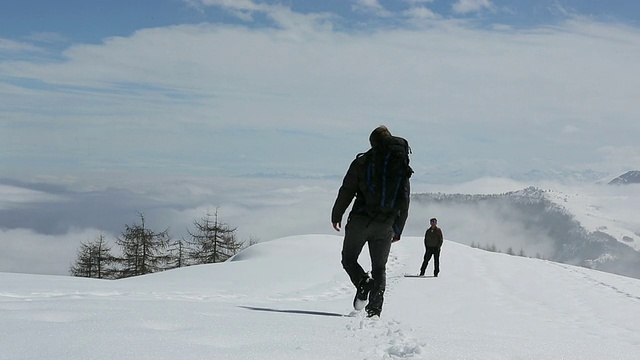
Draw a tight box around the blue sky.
[2,0,640,274]
[3,1,639,41]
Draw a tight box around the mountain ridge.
[608,170,640,185]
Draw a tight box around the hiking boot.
[434,271,439,277]
[366,307,381,318]
[419,271,425,276]
[353,275,373,311]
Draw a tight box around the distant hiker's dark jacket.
[424,226,443,248]
[331,152,410,239]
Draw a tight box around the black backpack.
[359,136,413,220]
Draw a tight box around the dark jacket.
[331,152,410,238]
[424,226,443,248]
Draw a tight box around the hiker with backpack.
[331,125,412,318]
[419,217,443,277]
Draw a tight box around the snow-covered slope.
[544,185,640,251]
[2,235,640,360]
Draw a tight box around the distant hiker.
[331,125,412,318]
[419,218,443,277]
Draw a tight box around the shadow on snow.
[239,305,348,318]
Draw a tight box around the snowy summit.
[2,234,639,359]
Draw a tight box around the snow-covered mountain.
[543,186,640,249]
[609,170,640,185]
[411,186,640,279]
[2,235,639,359]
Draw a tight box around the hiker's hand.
[333,222,341,231]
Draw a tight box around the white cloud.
[185,0,335,28]
[0,228,107,275]
[548,2,572,17]
[0,185,65,210]
[351,0,392,17]
[452,0,494,14]
[403,6,438,20]
[0,38,43,53]
[186,0,262,12]
[1,6,640,182]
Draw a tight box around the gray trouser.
[341,216,393,312]
[420,246,441,275]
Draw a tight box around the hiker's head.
[369,125,391,147]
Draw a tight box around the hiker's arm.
[331,159,359,228]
